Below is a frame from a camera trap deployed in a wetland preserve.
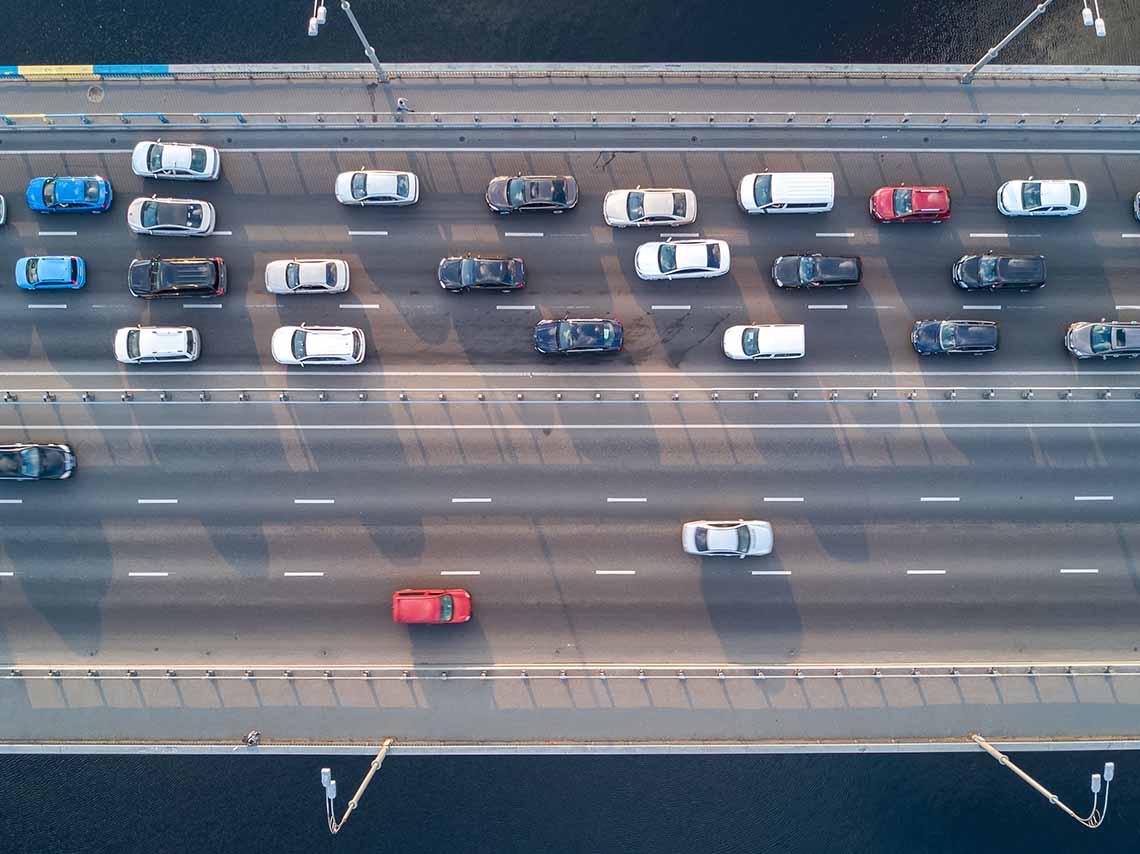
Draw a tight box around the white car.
[634,238,730,280]
[271,324,365,366]
[131,140,220,181]
[114,325,200,364]
[127,196,215,236]
[603,187,696,227]
[997,179,1087,216]
[335,169,419,206]
[265,259,350,295]
[682,520,774,558]
[722,324,805,360]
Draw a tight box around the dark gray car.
[771,254,861,288]
[1065,320,1140,359]
[952,254,1046,291]
[438,254,526,292]
[485,175,578,214]
[911,320,999,355]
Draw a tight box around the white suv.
[115,325,201,363]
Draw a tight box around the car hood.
[603,192,628,223]
[912,321,941,349]
[746,523,774,555]
[37,445,73,478]
[533,321,560,352]
[722,327,748,359]
[1066,324,1093,355]
[334,172,355,199]
[998,183,1020,211]
[485,177,511,208]
[871,188,894,219]
[954,256,982,286]
[25,179,46,207]
[772,256,802,285]
[438,258,462,285]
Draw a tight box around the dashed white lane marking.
[37,231,77,236]
[907,570,948,575]
[211,230,233,236]
[283,571,325,577]
[451,497,492,503]
[969,233,1008,238]
[340,303,380,309]
[496,305,536,311]
[651,304,692,310]
[816,232,854,238]
[1060,568,1100,574]
[504,232,543,237]
[920,496,960,503]
[136,498,178,505]
[1122,233,1140,239]
[808,304,847,310]
[441,570,481,576]
[595,570,636,575]
[861,305,896,310]
[0,571,13,577]
[1074,495,1114,501]
[751,570,792,576]
[606,497,648,503]
[27,304,67,310]
[1115,305,1140,310]
[763,497,804,503]
[293,498,335,504]
[182,303,222,309]
[128,572,169,577]
[348,230,388,236]
[0,499,23,505]
[664,232,700,237]
[962,304,1001,310]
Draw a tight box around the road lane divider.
[27,304,67,310]
[136,498,178,505]
[128,572,169,577]
[1060,568,1100,574]
[606,497,647,503]
[37,231,77,237]
[808,304,847,310]
[182,303,222,309]
[751,570,792,576]
[962,304,1001,310]
[504,232,543,237]
[815,232,854,238]
[763,497,804,503]
[1122,234,1140,239]
[440,570,481,576]
[595,570,636,575]
[0,571,13,577]
[496,305,536,311]
[293,498,335,504]
[920,496,960,502]
[339,303,380,309]
[283,571,325,577]
[0,499,23,504]
[451,497,492,503]
[348,230,388,236]
[1115,305,1140,310]
[651,304,692,311]
[664,232,699,237]
[1074,495,1114,501]
[907,570,947,575]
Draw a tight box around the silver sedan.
[682,520,774,558]
[634,238,730,280]
[265,259,350,294]
[334,170,419,206]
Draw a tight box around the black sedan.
[911,320,999,355]
[952,254,1046,290]
[438,254,526,293]
[486,174,578,214]
[771,254,862,288]
[534,318,623,355]
[0,443,75,480]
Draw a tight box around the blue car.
[25,176,112,213]
[16,256,86,289]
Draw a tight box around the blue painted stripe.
[0,66,19,78]
[92,64,169,76]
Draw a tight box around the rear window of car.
[439,595,454,622]
[1070,183,1081,207]
[396,174,409,198]
[25,258,39,283]
[627,192,645,220]
[893,189,912,215]
[190,148,207,172]
[1022,183,1041,209]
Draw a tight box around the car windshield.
[438,594,454,622]
[507,178,528,207]
[626,192,645,221]
[658,244,677,273]
[753,174,772,208]
[707,244,721,266]
[798,256,817,282]
[24,258,39,283]
[189,148,207,172]
[1069,183,1081,207]
[325,262,337,285]
[395,174,409,198]
[893,189,913,215]
[291,329,307,359]
[1021,183,1042,209]
[140,201,160,228]
[285,264,301,289]
[70,259,79,282]
[126,329,140,360]
[737,527,751,553]
[147,145,165,172]
[694,529,708,551]
[558,323,574,350]
[1089,325,1113,353]
[978,257,998,284]
[741,328,760,357]
[351,173,368,199]
[16,448,38,478]
[939,323,957,350]
[42,179,57,205]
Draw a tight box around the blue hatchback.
[16,256,86,289]
[25,176,112,213]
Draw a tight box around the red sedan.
[870,185,951,223]
[392,588,472,624]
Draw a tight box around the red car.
[870,185,951,223]
[392,588,472,624]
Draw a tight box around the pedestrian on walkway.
[395,97,413,113]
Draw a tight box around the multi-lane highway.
[3,129,1140,741]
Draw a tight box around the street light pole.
[971,734,1115,828]
[961,1,1056,84]
[320,737,396,835]
[307,0,389,84]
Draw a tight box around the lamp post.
[307,0,389,84]
[961,0,1107,85]
[971,734,1115,828]
[320,737,396,835]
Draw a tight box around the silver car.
[131,141,220,181]
[334,170,419,206]
[114,325,201,364]
[271,324,365,366]
[264,259,350,295]
[603,187,696,228]
[682,520,774,558]
[127,196,216,236]
[1065,320,1140,359]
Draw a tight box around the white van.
[722,324,805,360]
[738,172,835,214]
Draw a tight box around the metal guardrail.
[1,110,1139,131]
[3,662,1136,682]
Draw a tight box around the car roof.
[673,242,709,267]
[294,260,331,285]
[1116,326,1140,348]
[643,191,677,216]
[304,328,355,356]
[751,324,805,351]
[365,172,400,195]
[54,177,96,203]
[910,188,949,210]
[158,144,194,170]
[704,527,741,551]
[138,327,190,354]
[955,322,998,345]
[995,256,1045,281]
[34,257,73,278]
[1037,181,1076,205]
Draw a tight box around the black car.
[533,318,624,355]
[438,254,526,293]
[952,254,1046,291]
[911,320,999,355]
[128,257,227,299]
[771,254,862,288]
[486,174,578,214]
[0,443,75,480]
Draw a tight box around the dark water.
[0,751,1135,852]
[18,1,1140,66]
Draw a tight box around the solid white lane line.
[1122,233,1140,239]
[496,305,536,311]
[1060,568,1100,574]
[348,230,388,236]
[595,570,636,575]
[339,303,380,309]
[969,233,1008,238]
[816,232,854,238]
[182,303,222,309]
[751,570,792,576]
[0,499,23,505]
[665,232,700,237]
[212,230,233,236]
[128,572,169,577]
[504,232,543,237]
[451,497,492,503]
[1074,495,1114,501]
[606,497,647,503]
[293,498,335,504]
[763,497,804,503]
[808,304,847,310]
[441,570,481,576]
[283,571,325,577]
[37,230,77,236]
[27,304,67,310]
[920,496,960,503]
[907,570,947,575]
[136,498,178,505]
[962,304,1001,310]
[651,304,692,310]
